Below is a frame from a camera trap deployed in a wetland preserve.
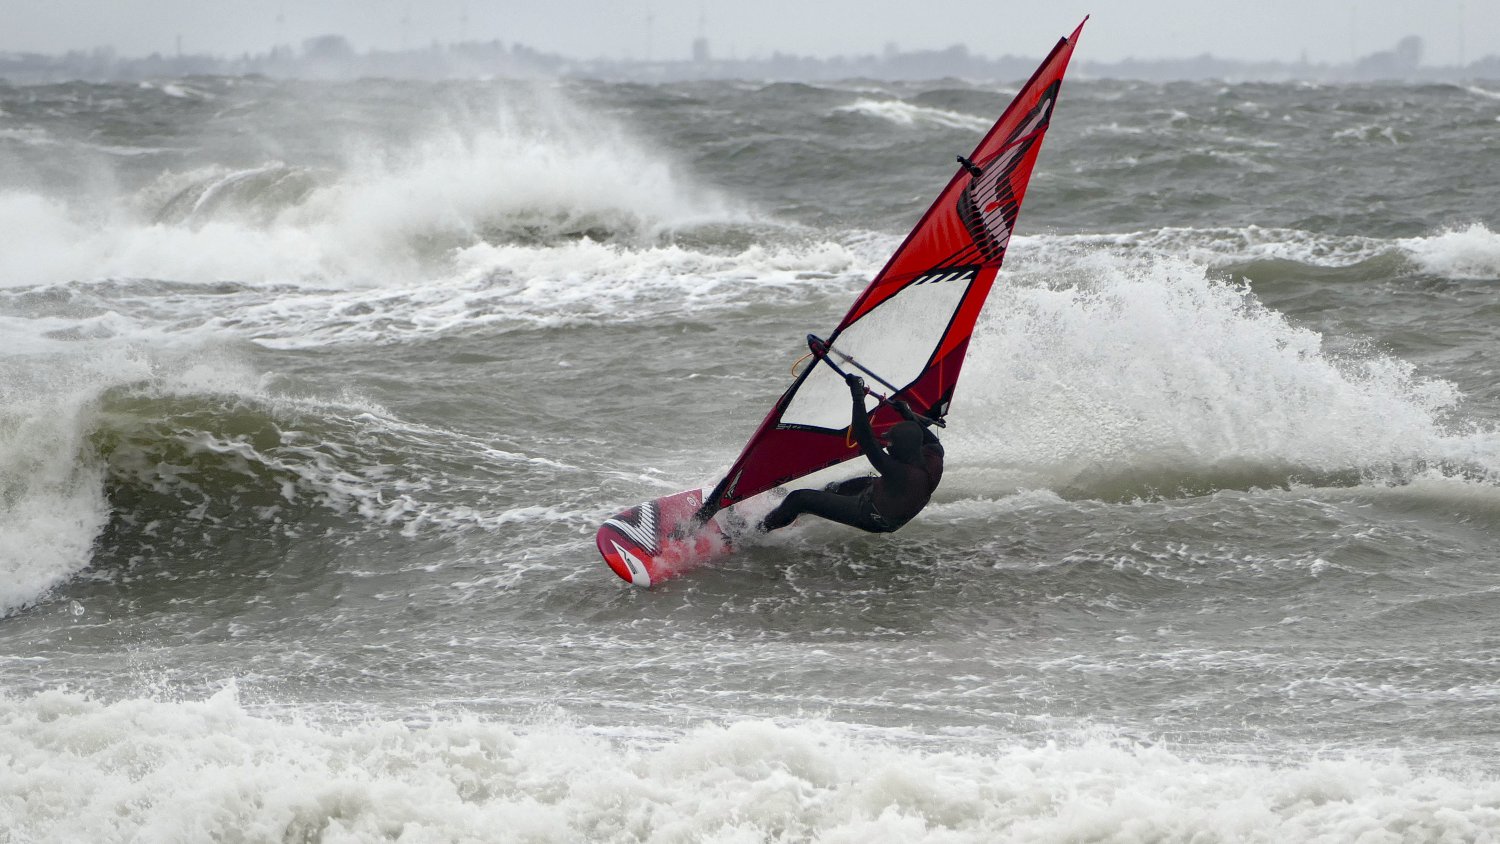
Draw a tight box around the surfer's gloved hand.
[845,374,866,398]
[892,400,918,422]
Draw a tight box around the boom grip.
[806,334,946,428]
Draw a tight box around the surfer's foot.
[758,507,796,533]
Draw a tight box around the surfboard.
[595,488,732,587]
[595,18,1087,587]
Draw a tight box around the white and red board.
[595,488,731,587]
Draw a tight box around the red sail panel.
[702,19,1086,516]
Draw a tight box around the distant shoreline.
[3,33,1497,84]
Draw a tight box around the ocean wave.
[95,391,425,533]
[0,125,61,147]
[0,325,594,616]
[1330,124,1405,145]
[147,162,322,227]
[43,239,866,349]
[4,687,1498,843]
[0,88,747,289]
[1018,222,1500,281]
[0,393,109,617]
[0,341,162,616]
[832,98,992,132]
[28,221,1497,355]
[950,252,1500,492]
[0,340,264,616]
[1397,223,1500,280]
[88,383,594,550]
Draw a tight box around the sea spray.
[954,252,1479,492]
[0,83,745,289]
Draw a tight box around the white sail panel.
[781,273,975,429]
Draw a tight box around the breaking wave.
[0,88,745,290]
[949,251,1500,498]
[4,687,1498,843]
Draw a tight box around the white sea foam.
[1018,222,1500,279]
[834,99,992,132]
[1023,226,1387,268]
[0,90,744,290]
[1398,223,1500,280]
[920,490,1070,524]
[0,125,60,147]
[158,82,207,100]
[0,390,110,616]
[10,237,868,352]
[224,239,866,349]
[1331,124,1403,145]
[950,252,1493,488]
[3,687,1498,843]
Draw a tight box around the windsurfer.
[759,374,944,534]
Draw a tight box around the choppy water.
[4,73,1500,841]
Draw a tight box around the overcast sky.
[1,1,1494,67]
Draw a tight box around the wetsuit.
[761,378,944,533]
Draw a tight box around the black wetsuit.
[761,392,944,534]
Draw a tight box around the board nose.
[598,535,653,587]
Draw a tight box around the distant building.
[302,35,355,62]
[1353,35,1422,79]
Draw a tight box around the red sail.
[703,19,1086,515]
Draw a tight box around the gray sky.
[1,1,1494,67]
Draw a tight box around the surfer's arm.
[847,376,896,474]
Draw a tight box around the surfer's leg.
[760,488,877,533]
[759,493,806,531]
[823,476,874,496]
